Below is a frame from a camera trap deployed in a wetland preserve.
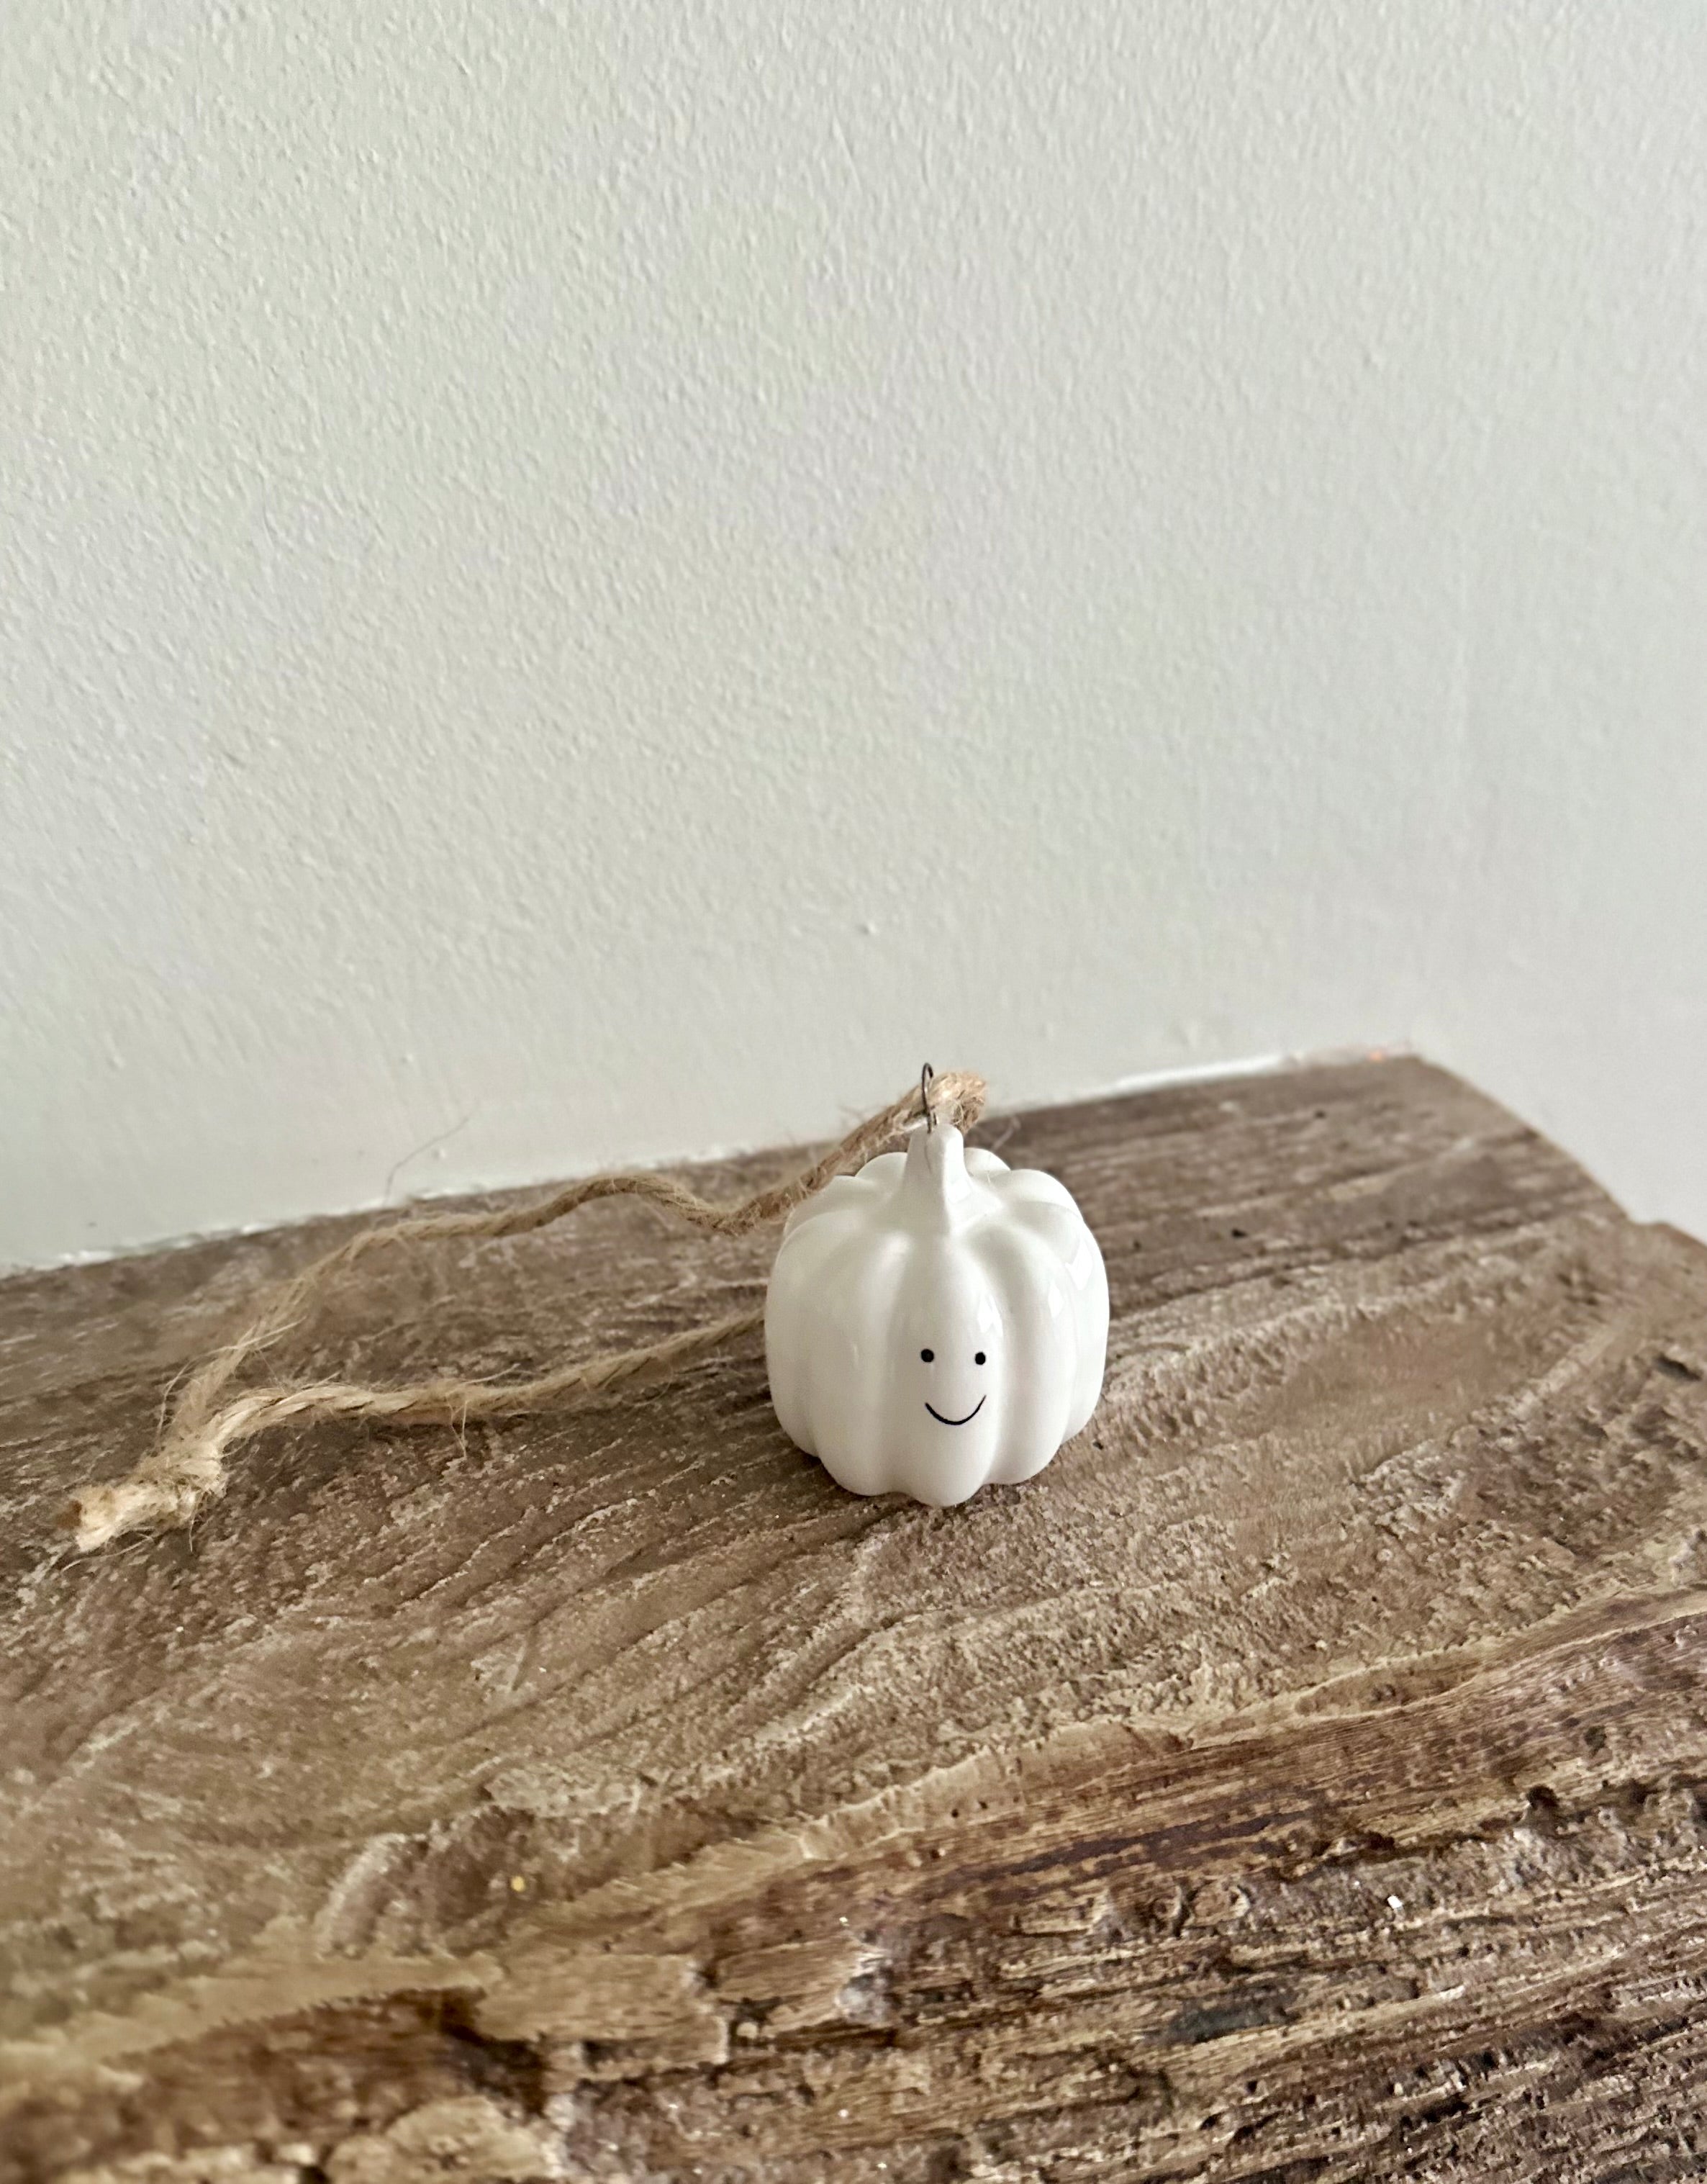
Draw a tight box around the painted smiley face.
[920,1346,988,1426]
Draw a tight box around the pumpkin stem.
[900,1120,977,1229]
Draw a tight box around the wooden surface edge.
[8,1579,1707,2178]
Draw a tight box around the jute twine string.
[68,1070,987,1553]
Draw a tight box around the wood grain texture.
[4,1056,1707,2182]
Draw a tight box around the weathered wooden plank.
[3,1055,1706,2180]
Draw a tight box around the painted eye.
[920,1348,934,1363]
[974,1351,987,1365]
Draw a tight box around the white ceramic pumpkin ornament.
[765,1068,1109,1505]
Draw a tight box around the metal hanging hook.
[920,1061,936,1132]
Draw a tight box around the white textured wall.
[3,3,1705,1269]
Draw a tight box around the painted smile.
[925,1396,986,1427]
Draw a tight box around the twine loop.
[67,1070,986,1552]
